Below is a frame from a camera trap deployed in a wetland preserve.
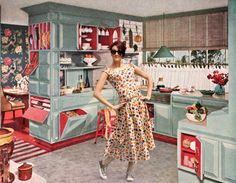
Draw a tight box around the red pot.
[18,163,33,181]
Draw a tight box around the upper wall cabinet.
[77,24,121,51]
[29,22,51,50]
[77,24,97,50]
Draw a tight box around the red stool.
[94,108,116,144]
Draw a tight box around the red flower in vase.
[207,70,229,86]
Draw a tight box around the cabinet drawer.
[59,93,97,111]
[172,96,200,105]
[202,99,228,108]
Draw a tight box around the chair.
[94,108,116,144]
[0,87,25,126]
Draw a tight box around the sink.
[141,90,171,104]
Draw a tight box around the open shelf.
[60,65,105,70]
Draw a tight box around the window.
[174,50,190,63]
[145,49,228,64]
[191,50,206,64]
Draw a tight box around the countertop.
[178,109,236,140]
[172,91,228,101]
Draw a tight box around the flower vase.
[214,84,225,95]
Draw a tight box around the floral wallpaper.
[1,24,29,88]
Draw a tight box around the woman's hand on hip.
[112,102,126,110]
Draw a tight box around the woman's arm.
[133,64,153,100]
[93,72,114,109]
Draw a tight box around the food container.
[186,113,206,123]
[18,162,33,181]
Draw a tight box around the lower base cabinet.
[154,103,171,135]
[178,127,236,183]
[221,141,236,182]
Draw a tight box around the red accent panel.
[75,109,87,115]
[152,133,177,145]
[46,22,50,49]
[196,137,203,180]
[23,107,49,123]
[34,132,96,151]
[60,113,68,136]
[59,109,87,137]
[22,52,39,76]
[146,103,154,118]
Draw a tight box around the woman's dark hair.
[109,41,126,57]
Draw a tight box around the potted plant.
[207,70,228,95]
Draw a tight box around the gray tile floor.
[28,139,177,183]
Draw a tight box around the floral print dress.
[103,64,155,162]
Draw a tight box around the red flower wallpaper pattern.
[1,24,29,88]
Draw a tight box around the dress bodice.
[105,64,141,102]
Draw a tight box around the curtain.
[142,64,229,92]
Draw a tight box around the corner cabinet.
[178,121,236,183]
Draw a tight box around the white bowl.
[85,38,92,42]
[186,113,206,123]
[84,58,97,66]
[63,87,74,94]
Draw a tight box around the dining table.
[3,88,29,109]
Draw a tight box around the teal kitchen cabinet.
[22,2,143,144]
[178,119,236,183]
[154,103,171,136]
[59,23,77,51]
[221,140,236,182]
[201,137,219,180]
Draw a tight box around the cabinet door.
[172,104,187,137]
[154,103,171,135]
[59,23,77,50]
[221,141,236,182]
[201,137,219,180]
[80,104,98,134]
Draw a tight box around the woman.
[93,41,155,182]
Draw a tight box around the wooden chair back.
[0,87,12,112]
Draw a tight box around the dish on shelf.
[85,38,92,42]
[199,90,215,96]
[186,113,206,123]
[83,58,97,66]
[61,86,74,94]
[82,46,92,50]
[81,35,88,38]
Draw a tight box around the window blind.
[144,11,228,50]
